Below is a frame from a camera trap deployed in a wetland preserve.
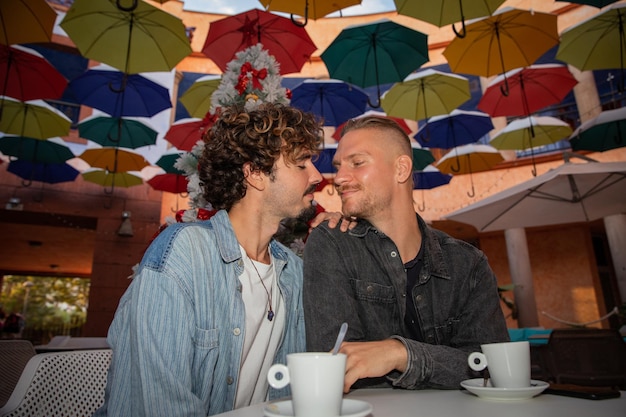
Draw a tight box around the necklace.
[248,258,274,321]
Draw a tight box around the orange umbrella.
[0,0,57,45]
[80,147,150,173]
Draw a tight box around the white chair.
[0,349,112,417]
[0,340,37,407]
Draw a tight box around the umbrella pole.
[417,189,426,212]
[115,0,138,12]
[290,0,308,27]
[451,0,467,38]
[619,10,625,92]
[527,117,537,177]
[467,156,475,198]
[495,25,510,96]
[367,36,382,108]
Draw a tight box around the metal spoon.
[332,322,348,355]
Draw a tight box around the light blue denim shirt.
[94,210,306,417]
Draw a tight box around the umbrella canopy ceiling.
[77,116,158,149]
[0,44,67,101]
[179,75,221,119]
[7,159,80,185]
[556,3,626,89]
[202,9,317,75]
[60,0,192,74]
[0,136,74,164]
[443,7,559,78]
[477,64,578,118]
[569,107,626,152]
[164,118,206,151]
[290,79,368,126]
[0,97,71,139]
[381,69,471,121]
[414,109,494,149]
[321,18,428,105]
[79,147,150,173]
[67,69,172,118]
[0,0,57,46]
[259,0,362,23]
[445,161,626,232]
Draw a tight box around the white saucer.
[264,398,373,417]
[460,378,549,401]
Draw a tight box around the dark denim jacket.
[303,215,509,390]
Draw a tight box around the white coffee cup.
[467,341,530,388]
[267,352,346,417]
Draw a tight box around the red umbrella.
[202,9,317,75]
[164,118,206,151]
[478,64,578,118]
[332,110,412,140]
[147,173,189,194]
[0,45,67,101]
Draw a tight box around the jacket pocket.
[351,279,395,303]
[193,326,219,350]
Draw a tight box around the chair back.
[0,349,112,417]
[0,341,37,407]
[544,328,626,388]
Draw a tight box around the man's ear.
[244,162,265,191]
[396,154,413,184]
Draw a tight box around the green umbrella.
[0,136,74,163]
[155,150,186,174]
[411,146,436,171]
[569,107,626,152]
[321,19,428,106]
[78,116,158,149]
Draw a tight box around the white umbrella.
[445,161,626,232]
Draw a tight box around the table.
[215,387,625,417]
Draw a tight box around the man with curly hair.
[96,103,343,416]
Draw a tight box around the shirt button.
[415,295,422,302]
[366,285,374,293]
[402,293,406,298]
[237,259,243,267]
[226,376,234,385]
[233,328,241,336]
[390,251,398,258]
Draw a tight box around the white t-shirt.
[234,247,285,408]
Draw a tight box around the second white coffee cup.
[267,352,346,417]
[467,341,530,388]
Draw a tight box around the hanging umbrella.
[80,147,150,173]
[567,1,621,9]
[443,7,559,93]
[0,45,67,101]
[202,9,317,75]
[60,0,191,74]
[0,136,74,164]
[259,0,362,26]
[445,161,626,232]
[411,144,436,171]
[477,64,578,118]
[321,19,429,107]
[155,149,186,174]
[82,168,144,193]
[412,165,452,211]
[556,3,626,90]
[179,75,221,119]
[393,0,506,38]
[313,143,338,174]
[67,68,171,118]
[164,118,206,151]
[7,159,80,186]
[77,115,158,149]
[290,79,368,127]
[569,107,626,152]
[414,109,494,149]
[0,0,57,45]
[147,172,189,194]
[0,97,71,139]
[381,69,471,122]
[331,110,413,140]
[437,143,504,196]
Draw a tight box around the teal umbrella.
[569,107,626,152]
[78,115,158,149]
[155,149,186,174]
[0,136,74,163]
[321,18,428,107]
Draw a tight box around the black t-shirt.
[404,245,424,342]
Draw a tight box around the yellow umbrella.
[179,75,221,119]
[381,69,470,121]
[80,147,150,173]
[0,97,71,139]
[82,168,144,195]
[437,143,504,196]
[259,0,362,25]
[0,0,57,45]
[443,7,558,89]
[60,0,192,74]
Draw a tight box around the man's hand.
[339,339,408,393]
[309,211,356,232]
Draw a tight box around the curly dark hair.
[198,103,324,211]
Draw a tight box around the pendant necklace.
[249,258,274,321]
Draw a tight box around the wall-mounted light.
[5,197,23,211]
[117,211,134,237]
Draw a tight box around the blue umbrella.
[412,165,452,211]
[7,159,80,186]
[414,109,493,149]
[313,143,338,174]
[290,79,368,126]
[66,68,171,117]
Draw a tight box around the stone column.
[505,228,539,327]
[603,214,626,303]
